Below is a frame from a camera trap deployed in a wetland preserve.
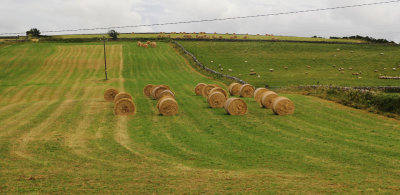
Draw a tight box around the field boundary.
[172,40,247,84]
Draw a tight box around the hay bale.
[114,98,136,116]
[209,87,228,98]
[224,98,247,115]
[159,90,175,99]
[156,95,174,110]
[158,97,179,116]
[228,83,242,96]
[194,83,206,96]
[272,96,295,115]
[207,91,227,108]
[152,86,169,99]
[239,84,255,98]
[254,88,269,103]
[143,84,155,97]
[202,84,218,97]
[114,92,133,103]
[104,88,119,102]
[261,91,278,109]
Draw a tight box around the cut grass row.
[178,41,400,88]
[0,42,399,193]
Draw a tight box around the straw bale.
[207,91,227,108]
[272,96,295,115]
[239,84,255,97]
[143,84,155,97]
[228,83,242,96]
[261,91,278,109]
[104,88,119,102]
[114,92,132,103]
[202,84,218,97]
[194,83,206,96]
[158,97,179,116]
[209,87,228,98]
[114,98,136,116]
[224,98,247,115]
[254,88,269,103]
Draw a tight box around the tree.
[26,28,41,37]
[108,29,119,39]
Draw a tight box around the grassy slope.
[178,41,400,88]
[0,42,399,193]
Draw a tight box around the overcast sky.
[1,0,399,42]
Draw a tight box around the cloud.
[0,0,399,42]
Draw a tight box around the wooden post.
[103,36,108,80]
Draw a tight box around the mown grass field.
[179,41,400,88]
[0,41,399,193]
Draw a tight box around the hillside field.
[179,41,400,88]
[0,41,399,193]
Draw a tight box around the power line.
[1,0,400,35]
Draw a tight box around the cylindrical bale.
[194,83,206,96]
[207,91,227,108]
[254,88,270,103]
[104,88,119,102]
[159,90,175,99]
[143,84,155,97]
[272,96,295,115]
[261,91,279,109]
[209,87,228,98]
[202,84,217,97]
[224,98,247,115]
[240,84,255,98]
[114,98,136,116]
[228,83,242,96]
[158,97,179,116]
[151,86,169,99]
[114,92,133,103]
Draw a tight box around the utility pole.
[102,36,108,80]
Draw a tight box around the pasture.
[179,41,400,88]
[0,41,399,193]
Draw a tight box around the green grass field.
[1,41,399,193]
[179,41,400,88]
[50,33,364,43]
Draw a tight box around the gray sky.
[1,0,399,42]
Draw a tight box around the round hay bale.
[194,83,206,96]
[209,87,228,98]
[156,95,174,110]
[261,91,279,109]
[228,83,242,96]
[114,92,132,103]
[202,84,217,97]
[254,88,269,103]
[240,84,255,97]
[207,91,227,108]
[151,86,169,99]
[143,84,155,97]
[114,98,136,116]
[104,88,119,102]
[158,97,179,116]
[224,98,247,115]
[272,96,295,115]
[159,90,175,99]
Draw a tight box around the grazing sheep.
[228,69,232,72]
[269,69,274,72]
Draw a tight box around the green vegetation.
[178,41,400,88]
[0,41,399,193]
[300,86,400,117]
